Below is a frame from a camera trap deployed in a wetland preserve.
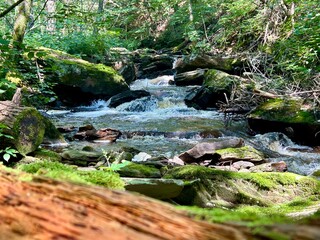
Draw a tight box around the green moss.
[250,98,316,123]
[18,161,124,190]
[12,108,45,155]
[204,69,237,91]
[33,149,61,162]
[215,145,264,161]
[116,162,161,178]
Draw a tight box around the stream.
[46,74,320,177]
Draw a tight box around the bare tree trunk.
[93,0,104,34]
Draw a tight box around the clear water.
[47,76,320,175]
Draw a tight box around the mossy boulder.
[164,165,320,208]
[248,98,320,145]
[116,162,161,178]
[185,69,239,110]
[215,146,264,162]
[39,47,129,106]
[17,161,125,190]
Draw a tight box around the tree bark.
[0,167,248,240]
[12,0,33,46]
[0,101,45,155]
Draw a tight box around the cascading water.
[47,59,320,176]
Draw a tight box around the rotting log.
[0,167,248,240]
[0,101,45,155]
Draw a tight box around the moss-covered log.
[0,101,45,155]
[0,167,248,240]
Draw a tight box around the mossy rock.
[116,162,161,178]
[215,145,264,162]
[248,98,320,145]
[17,161,124,190]
[184,69,240,110]
[38,47,129,105]
[61,149,103,166]
[164,165,320,208]
[33,149,61,162]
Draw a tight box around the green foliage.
[18,161,125,190]
[0,124,19,162]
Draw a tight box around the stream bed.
[46,75,320,176]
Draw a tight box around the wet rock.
[178,138,244,164]
[250,161,287,172]
[107,90,151,108]
[132,152,152,162]
[248,98,320,146]
[123,178,185,199]
[74,125,121,142]
[174,69,206,86]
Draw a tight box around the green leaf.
[3,153,10,162]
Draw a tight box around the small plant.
[0,124,19,162]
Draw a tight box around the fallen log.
[0,101,45,155]
[0,167,247,240]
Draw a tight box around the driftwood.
[0,101,45,155]
[0,167,248,240]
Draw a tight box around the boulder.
[107,90,151,108]
[178,138,244,164]
[123,178,185,199]
[38,47,129,106]
[215,146,265,163]
[174,54,245,74]
[248,98,320,146]
[74,125,121,142]
[250,161,288,173]
[185,69,240,110]
[174,69,206,86]
[164,165,320,208]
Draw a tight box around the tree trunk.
[0,167,248,240]
[0,101,45,155]
[46,0,56,33]
[12,0,33,46]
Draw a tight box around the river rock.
[248,98,320,146]
[232,161,255,170]
[107,90,151,108]
[132,152,152,162]
[74,125,121,142]
[164,165,319,208]
[174,69,206,86]
[61,149,103,166]
[215,146,265,163]
[123,178,185,200]
[136,53,174,79]
[174,54,245,74]
[185,69,240,110]
[178,138,244,164]
[38,47,129,106]
[250,161,288,173]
